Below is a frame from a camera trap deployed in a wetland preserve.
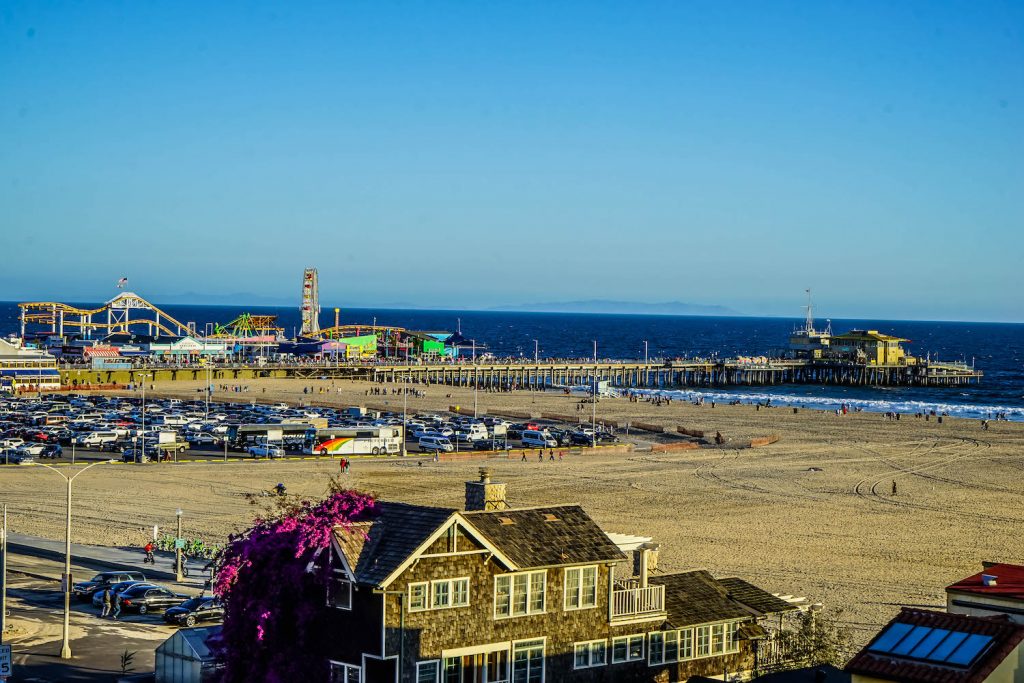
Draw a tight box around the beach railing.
[611,584,665,621]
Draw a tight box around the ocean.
[2,301,1022,420]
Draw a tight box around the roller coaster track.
[19,292,194,338]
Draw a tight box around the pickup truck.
[247,444,283,459]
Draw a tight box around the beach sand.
[2,377,1022,644]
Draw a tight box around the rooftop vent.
[498,517,515,525]
[543,513,560,523]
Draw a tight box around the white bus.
[305,426,403,456]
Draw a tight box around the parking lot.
[0,393,621,467]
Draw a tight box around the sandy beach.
[2,377,1022,645]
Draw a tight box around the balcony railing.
[611,584,665,620]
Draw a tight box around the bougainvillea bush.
[212,489,377,683]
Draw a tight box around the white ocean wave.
[627,388,1023,422]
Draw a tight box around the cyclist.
[144,541,155,564]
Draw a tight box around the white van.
[76,431,119,447]
[418,436,454,453]
[521,430,557,449]
[458,423,489,441]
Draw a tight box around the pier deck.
[58,358,982,390]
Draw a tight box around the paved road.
[6,532,208,587]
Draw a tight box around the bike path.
[5,531,207,587]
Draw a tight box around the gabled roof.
[845,608,1024,683]
[332,502,456,586]
[718,577,801,616]
[463,505,626,568]
[947,563,1024,602]
[650,570,752,628]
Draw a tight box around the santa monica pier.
[1,269,981,394]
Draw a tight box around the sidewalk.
[6,532,208,587]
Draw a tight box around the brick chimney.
[465,468,508,511]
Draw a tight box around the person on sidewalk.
[112,592,123,619]
[101,588,112,618]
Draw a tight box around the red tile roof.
[947,563,1024,602]
[845,608,1024,683]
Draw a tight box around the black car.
[72,570,147,601]
[118,585,188,614]
[163,596,224,627]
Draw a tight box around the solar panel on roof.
[891,626,933,655]
[944,634,993,666]
[869,623,913,653]
[909,628,953,659]
[928,631,969,661]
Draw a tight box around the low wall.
[749,434,781,448]
[631,421,665,433]
[650,442,701,453]
[438,443,634,461]
[677,426,706,439]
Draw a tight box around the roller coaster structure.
[19,292,196,339]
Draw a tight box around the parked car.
[247,444,283,459]
[521,430,558,449]
[15,442,47,456]
[163,596,224,627]
[418,436,454,453]
[118,584,188,614]
[91,580,159,608]
[73,571,147,601]
[3,451,35,465]
[39,443,63,458]
[186,432,220,446]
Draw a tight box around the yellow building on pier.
[828,330,913,366]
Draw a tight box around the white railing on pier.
[611,584,665,620]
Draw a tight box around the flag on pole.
[117,277,128,289]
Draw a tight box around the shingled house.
[319,470,798,683]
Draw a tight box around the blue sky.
[1,1,1021,321]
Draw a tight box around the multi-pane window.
[495,571,546,618]
[410,578,469,612]
[573,640,607,669]
[410,582,429,611]
[564,566,598,610]
[329,661,361,683]
[328,570,352,610]
[416,661,440,683]
[611,634,645,663]
[696,625,711,656]
[683,623,742,660]
[512,639,545,683]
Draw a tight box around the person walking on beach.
[538,452,543,462]
[891,480,898,496]
[521,452,527,462]
[101,588,112,618]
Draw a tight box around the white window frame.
[416,660,440,683]
[431,577,471,610]
[511,637,546,683]
[494,571,546,619]
[327,570,353,611]
[611,634,645,663]
[328,660,362,683]
[573,639,607,669]
[409,582,429,612]
[563,565,598,611]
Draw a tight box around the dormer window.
[328,569,353,611]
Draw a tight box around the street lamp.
[138,373,152,450]
[532,339,539,398]
[472,340,478,418]
[35,460,116,659]
[175,509,184,582]
[592,340,598,448]
[402,374,409,457]
[644,340,649,366]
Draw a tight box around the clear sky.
[1,1,1021,321]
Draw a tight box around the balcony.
[611,583,665,622]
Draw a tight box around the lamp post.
[35,460,115,659]
[1,504,7,645]
[592,341,598,448]
[644,340,649,366]
[532,339,539,398]
[402,373,409,456]
[175,508,184,582]
[138,373,152,450]
[472,340,478,418]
